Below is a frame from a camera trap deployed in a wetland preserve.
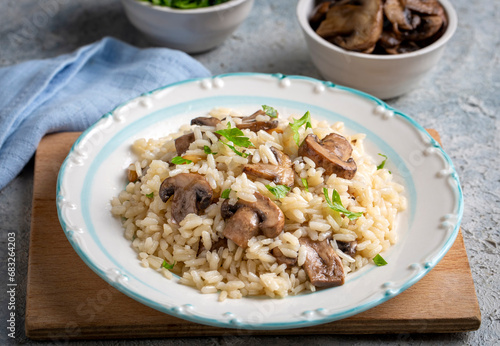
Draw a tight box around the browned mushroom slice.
[243,147,294,187]
[379,28,403,52]
[299,237,345,287]
[159,173,213,223]
[221,192,285,247]
[223,207,260,248]
[235,110,279,132]
[310,1,333,30]
[191,117,221,127]
[174,133,195,156]
[384,0,414,31]
[406,0,442,15]
[298,133,357,180]
[337,240,357,257]
[272,247,298,267]
[404,15,443,41]
[316,0,384,52]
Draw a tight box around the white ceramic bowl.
[121,0,254,53]
[296,0,457,99]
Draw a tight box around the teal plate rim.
[56,72,463,330]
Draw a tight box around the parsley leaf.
[146,192,154,199]
[221,189,231,199]
[216,124,254,158]
[215,126,254,148]
[301,178,309,192]
[204,145,217,155]
[262,105,278,118]
[323,188,363,220]
[171,156,192,165]
[161,260,176,269]
[373,254,388,266]
[289,111,312,146]
[377,153,388,170]
[266,184,291,199]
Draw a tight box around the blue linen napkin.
[0,37,211,190]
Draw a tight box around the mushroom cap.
[222,207,260,248]
[298,133,357,180]
[404,14,443,41]
[316,0,384,52]
[235,110,279,132]
[159,173,213,224]
[221,192,285,239]
[174,132,195,156]
[243,147,295,187]
[299,237,345,287]
[191,116,221,127]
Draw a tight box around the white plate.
[57,73,463,330]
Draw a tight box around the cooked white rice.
[110,107,406,300]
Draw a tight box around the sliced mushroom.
[310,1,333,30]
[406,0,444,16]
[404,14,443,41]
[384,0,414,31]
[159,173,213,223]
[298,133,357,180]
[191,117,221,127]
[272,247,298,267]
[299,237,345,287]
[337,240,357,257]
[223,207,260,248]
[235,110,279,132]
[243,147,294,187]
[379,28,403,51]
[316,0,384,52]
[174,133,195,156]
[221,192,285,247]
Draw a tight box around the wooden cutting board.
[26,130,481,340]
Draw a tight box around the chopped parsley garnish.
[262,105,278,118]
[146,192,154,199]
[221,189,231,199]
[289,111,312,146]
[216,124,254,158]
[323,188,363,220]
[162,260,176,269]
[373,254,388,266]
[171,156,192,165]
[377,153,388,170]
[266,184,291,199]
[301,178,309,192]
[203,145,217,155]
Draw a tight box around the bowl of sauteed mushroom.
[297,0,457,99]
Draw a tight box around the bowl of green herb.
[121,0,254,53]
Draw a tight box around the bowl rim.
[296,0,458,60]
[124,0,251,13]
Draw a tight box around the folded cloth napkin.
[0,37,211,190]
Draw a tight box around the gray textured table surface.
[0,0,498,344]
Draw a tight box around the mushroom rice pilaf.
[110,106,407,300]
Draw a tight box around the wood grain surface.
[25,130,481,340]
